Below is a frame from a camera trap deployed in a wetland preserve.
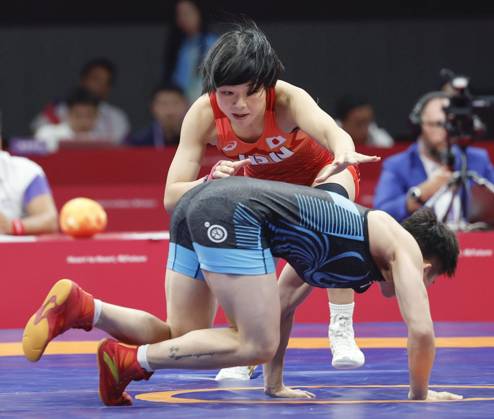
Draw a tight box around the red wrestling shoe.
[22,279,94,362]
[97,339,153,406]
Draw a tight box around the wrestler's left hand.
[315,151,380,183]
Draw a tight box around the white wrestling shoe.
[328,314,365,369]
[214,365,257,381]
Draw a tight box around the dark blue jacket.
[125,121,180,148]
[374,142,494,221]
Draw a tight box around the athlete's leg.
[149,272,280,368]
[22,278,171,361]
[97,272,281,405]
[314,167,356,201]
[215,259,280,381]
[95,301,170,345]
[165,271,217,337]
[311,166,365,369]
[22,269,216,361]
[99,239,218,343]
[96,270,217,343]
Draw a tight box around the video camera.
[441,68,493,147]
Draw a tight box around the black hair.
[334,95,371,121]
[401,207,459,277]
[200,20,284,94]
[163,0,212,83]
[80,57,116,85]
[150,83,186,101]
[66,87,100,109]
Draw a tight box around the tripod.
[426,142,494,231]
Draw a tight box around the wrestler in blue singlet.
[167,176,383,292]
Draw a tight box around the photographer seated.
[374,91,494,225]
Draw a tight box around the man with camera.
[374,90,494,225]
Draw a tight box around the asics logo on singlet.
[238,136,294,165]
[205,222,228,243]
[222,141,238,152]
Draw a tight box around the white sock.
[137,344,154,372]
[92,299,103,327]
[329,302,355,322]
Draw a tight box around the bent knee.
[243,338,279,364]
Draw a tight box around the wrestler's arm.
[391,241,435,400]
[264,266,315,399]
[263,308,317,399]
[277,80,354,154]
[278,80,380,180]
[163,95,213,213]
[378,280,395,297]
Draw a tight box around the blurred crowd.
[1,0,494,236]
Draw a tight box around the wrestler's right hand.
[206,158,251,181]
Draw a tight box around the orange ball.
[59,197,107,238]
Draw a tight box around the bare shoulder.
[187,94,214,123]
[368,210,421,264]
[183,94,217,144]
[368,209,396,227]
[274,80,309,130]
[368,211,406,258]
[275,80,306,103]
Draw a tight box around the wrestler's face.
[215,83,266,127]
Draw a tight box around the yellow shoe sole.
[22,279,74,362]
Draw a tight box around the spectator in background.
[374,91,494,224]
[0,136,58,235]
[162,0,218,103]
[34,87,100,152]
[31,57,130,143]
[334,95,394,148]
[126,84,188,147]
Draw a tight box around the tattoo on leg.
[169,345,215,361]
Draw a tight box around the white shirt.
[368,122,394,148]
[34,123,74,152]
[0,151,45,219]
[31,101,130,143]
[34,122,112,152]
[335,120,394,148]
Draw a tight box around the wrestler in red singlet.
[209,87,360,198]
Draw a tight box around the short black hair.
[80,57,116,85]
[401,207,459,277]
[201,21,284,94]
[66,87,100,109]
[334,95,371,121]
